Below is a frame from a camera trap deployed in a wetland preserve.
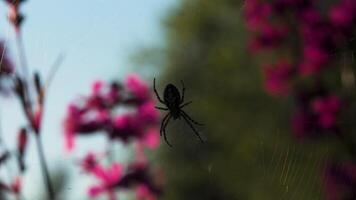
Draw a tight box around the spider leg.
[153,78,165,104]
[179,101,192,108]
[181,110,204,126]
[155,106,168,110]
[180,80,185,104]
[181,114,204,143]
[160,113,170,136]
[162,115,173,147]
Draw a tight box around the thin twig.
[35,134,55,200]
[15,30,54,200]
[45,53,65,90]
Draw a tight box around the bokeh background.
[0,0,355,199]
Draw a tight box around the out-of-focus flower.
[329,0,356,29]
[3,0,26,30]
[0,176,22,197]
[263,61,295,96]
[249,24,288,52]
[323,161,356,200]
[299,45,330,75]
[125,74,150,102]
[80,152,98,173]
[136,184,157,200]
[64,75,160,151]
[139,128,160,149]
[311,95,341,129]
[66,75,163,199]
[116,162,162,200]
[10,177,21,195]
[244,0,271,31]
[88,163,123,200]
[291,89,341,137]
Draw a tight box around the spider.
[153,78,204,147]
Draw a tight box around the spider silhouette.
[153,78,204,147]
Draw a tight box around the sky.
[0,0,177,199]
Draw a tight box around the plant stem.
[14,30,55,199]
[15,31,30,82]
[35,134,55,200]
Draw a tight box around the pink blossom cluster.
[64,74,160,151]
[64,74,162,199]
[244,0,356,198]
[0,127,28,199]
[244,0,355,136]
[292,90,341,137]
[81,153,161,200]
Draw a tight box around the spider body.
[163,84,181,119]
[154,78,204,147]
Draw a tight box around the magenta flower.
[244,0,271,31]
[139,128,160,149]
[136,184,157,200]
[291,90,341,137]
[299,45,330,75]
[249,24,288,52]
[63,104,82,151]
[4,0,26,31]
[329,0,356,29]
[63,75,160,151]
[311,95,341,129]
[263,61,295,96]
[88,163,123,200]
[138,101,159,124]
[125,74,150,102]
[80,152,98,173]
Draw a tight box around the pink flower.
[136,184,157,200]
[263,61,295,96]
[329,0,356,28]
[138,101,159,124]
[125,74,150,101]
[63,104,81,151]
[299,45,329,75]
[88,163,123,200]
[249,24,288,52]
[81,153,98,173]
[140,129,160,149]
[311,95,341,129]
[244,0,271,31]
[64,75,159,150]
[10,177,21,194]
[312,95,341,114]
[92,80,104,94]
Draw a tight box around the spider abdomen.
[163,84,181,106]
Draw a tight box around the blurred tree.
[134,0,335,199]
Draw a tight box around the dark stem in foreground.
[15,31,54,199]
[35,134,55,200]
